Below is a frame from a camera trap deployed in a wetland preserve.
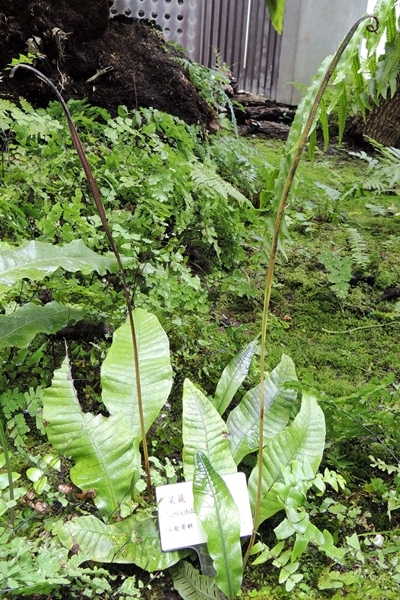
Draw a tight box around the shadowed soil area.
[0,0,215,127]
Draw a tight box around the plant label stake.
[156,472,252,552]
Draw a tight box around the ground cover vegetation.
[1,2,400,599]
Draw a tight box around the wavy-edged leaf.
[0,302,84,350]
[43,354,139,517]
[182,379,236,481]
[227,355,297,465]
[170,560,221,600]
[193,451,242,600]
[101,309,173,438]
[213,340,257,415]
[58,514,189,569]
[0,240,130,295]
[248,393,325,525]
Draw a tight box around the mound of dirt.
[0,0,215,128]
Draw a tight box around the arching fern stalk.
[9,65,153,499]
[244,13,379,565]
[323,0,400,145]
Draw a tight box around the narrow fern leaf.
[351,54,366,119]
[227,354,297,465]
[388,69,398,98]
[193,451,242,600]
[361,89,373,112]
[308,128,317,165]
[247,393,325,525]
[368,51,377,78]
[319,99,329,151]
[347,227,369,269]
[386,4,397,44]
[332,26,365,87]
[351,54,364,98]
[365,0,395,57]
[182,379,237,481]
[213,340,257,415]
[285,54,333,155]
[377,36,400,98]
[327,78,346,122]
[170,561,221,600]
[338,86,347,145]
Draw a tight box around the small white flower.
[372,534,384,547]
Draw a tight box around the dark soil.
[0,0,215,127]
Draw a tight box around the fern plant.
[319,250,353,299]
[347,227,370,271]
[318,228,371,299]
[307,0,400,149]
[351,141,400,195]
[175,57,238,131]
[248,13,383,570]
[39,324,332,598]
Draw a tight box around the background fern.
[307,0,400,156]
[347,227,370,271]
[350,141,400,195]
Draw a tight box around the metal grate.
[109,1,370,103]
[110,0,202,59]
[197,0,280,99]
[109,1,281,99]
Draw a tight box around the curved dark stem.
[366,15,379,33]
[10,64,152,500]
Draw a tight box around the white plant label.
[156,471,253,551]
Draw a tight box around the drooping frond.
[310,0,400,147]
[337,84,348,144]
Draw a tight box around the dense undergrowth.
[0,95,399,599]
